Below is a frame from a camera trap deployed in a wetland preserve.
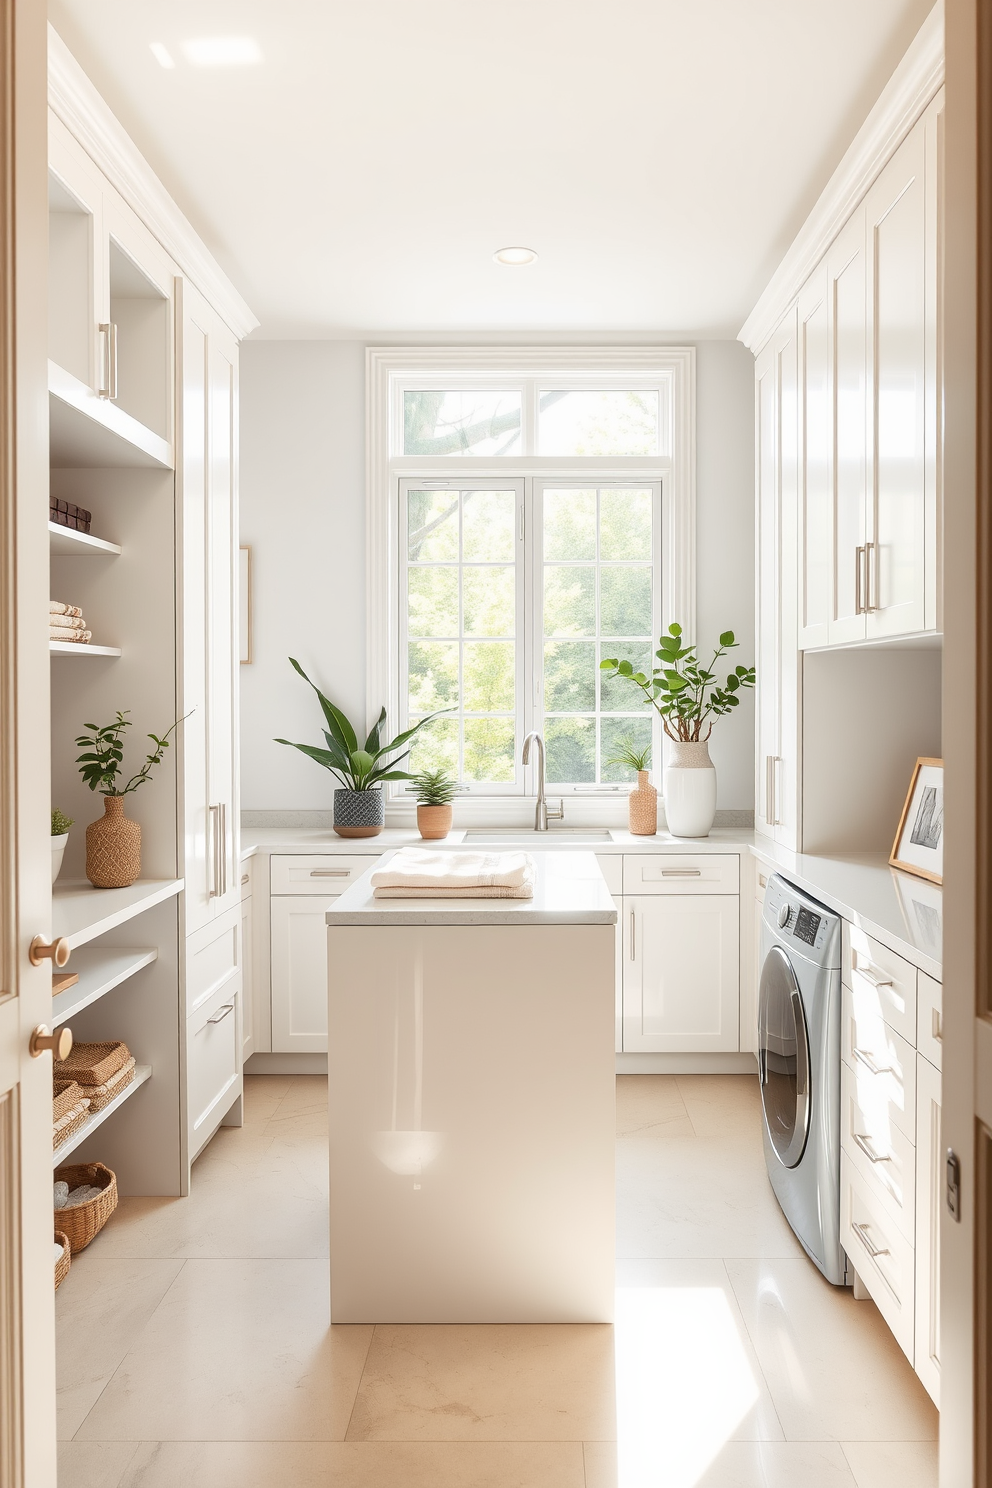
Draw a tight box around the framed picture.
[890,757,943,885]
[239,546,252,664]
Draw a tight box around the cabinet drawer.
[622,854,739,895]
[185,904,240,1018]
[595,854,623,894]
[840,1060,916,1243]
[270,854,378,895]
[917,972,942,1070]
[843,924,917,1043]
[842,985,916,1142]
[187,979,241,1161]
[841,1152,915,1361]
[755,865,770,903]
[240,856,254,900]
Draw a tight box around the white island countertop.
[326,850,617,927]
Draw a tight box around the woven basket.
[54,1231,70,1290]
[53,1162,118,1253]
[55,1041,131,1087]
[53,1080,90,1151]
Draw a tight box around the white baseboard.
[245,1053,328,1075]
[615,1052,758,1075]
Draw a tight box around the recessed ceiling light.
[182,36,262,67]
[494,246,538,266]
[149,41,175,69]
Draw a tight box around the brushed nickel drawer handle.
[932,1009,942,1042]
[630,910,635,961]
[854,962,893,989]
[853,1131,891,1165]
[207,1003,234,1025]
[852,1220,889,1260]
[241,873,250,885]
[853,1046,895,1078]
[660,869,702,877]
[310,869,351,878]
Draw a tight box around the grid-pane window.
[541,486,657,785]
[403,485,522,787]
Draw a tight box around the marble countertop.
[325,850,618,927]
[241,825,755,856]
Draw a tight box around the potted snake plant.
[275,658,447,838]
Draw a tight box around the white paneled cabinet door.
[270,896,332,1054]
[755,339,779,840]
[623,895,740,1053]
[865,116,927,640]
[828,206,869,645]
[798,265,831,649]
[915,1053,941,1405]
[179,280,240,934]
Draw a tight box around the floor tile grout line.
[341,1321,378,1443]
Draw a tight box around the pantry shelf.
[48,522,121,556]
[49,641,122,657]
[53,1063,151,1165]
[53,878,183,950]
[51,946,158,1026]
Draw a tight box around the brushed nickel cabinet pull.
[855,545,864,614]
[853,1131,891,1165]
[207,1003,234,1025]
[310,869,351,878]
[852,1220,889,1260]
[630,910,636,961]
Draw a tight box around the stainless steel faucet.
[522,732,564,831]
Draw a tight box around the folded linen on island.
[371,848,535,899]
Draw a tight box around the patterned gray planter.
[333,788,385,838]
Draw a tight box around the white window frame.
[367,347,696,819]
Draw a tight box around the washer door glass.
[758,944,811,1169]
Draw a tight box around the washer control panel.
[763,874,839,964]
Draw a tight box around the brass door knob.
[29,936,70,968]
[30,1025,73,1059]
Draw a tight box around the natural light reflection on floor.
[614,1285,760,1488]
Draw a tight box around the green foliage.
[604,736,652,773]
[51,807,74,836]
[75,710,187,796]
[275,658,449,791]
[411,769,459,807]
[600,624,756,743]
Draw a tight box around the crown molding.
[47,25,258,341]
[738,0,943,354]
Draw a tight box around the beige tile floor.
[56,1073,938,1488]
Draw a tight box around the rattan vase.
[417,804,453,840]
[86,796,141,888]
[628,770,658,836]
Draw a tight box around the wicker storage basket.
[54,1231,70,1290]
[80,1056,136,1113]
[54,1041,131,1088]
[53,1162,117,1253]
[53,1079,90,1151]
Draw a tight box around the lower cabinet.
[622,894,740,1053]
[185,904,243,1161]
[270,894,336,1053]
[914,1053,942,1405]
[241,876,254,1062]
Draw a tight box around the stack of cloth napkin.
[50,600,92,644]
[371,848,535,900]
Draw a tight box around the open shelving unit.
[53,1064,152,1165]
[50,641,121,658]
[49,523,121,557]
[51,945,158,1025]
[49,359,173,471]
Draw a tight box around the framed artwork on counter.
[890,756,943,885]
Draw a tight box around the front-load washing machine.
[758,874,847,1285]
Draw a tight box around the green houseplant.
[51,807,74,885]
[75,710,186,886]
[411,768,459,841]
[601,624,755,838]
[603,739,656,837]
[275,658,447,838]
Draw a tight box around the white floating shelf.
[53,1064,151,1166]
[48,360,173,471]
[49,641,122,657]
[51,946,158,1026]
[49,522,121,557]
[53,878,183,951]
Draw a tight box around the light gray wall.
[239,339,756,812]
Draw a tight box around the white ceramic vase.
[664,740,717,838]
[51,832,68,884]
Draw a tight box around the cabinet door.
[613,895,623,1052]
[48,114,107,389]
[865,117,927,640]
[179,280,240,932]
[915,1053,941,1405]
[798,265,831,649]
[623,895,739,1053]
[270,895,335,1053]
[828,207,869,644]
[241,892,254,1062]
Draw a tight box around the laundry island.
[325,850,617,1324]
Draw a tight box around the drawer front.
[595,853,623,895]
[187,978,242,1161]
[755,865,770,903]
[240,856,254,900]
[840,1060,916,1242]
[843,923,917,1044]
[841,1152,915,1361]
[917,971,943,1070]
[842,984,917,1143]
[186,903,241,1018]
[622,853,739,896]
[270,853,379,896]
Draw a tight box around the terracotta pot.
[86,796,141,888]
[628,770,658,836]
[664,740,718,838]
[417,804,452,840]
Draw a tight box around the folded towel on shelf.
[53,1181,69,1209]
[373,881,534,900]
[49,614,87,630]
[49,629,92,644]
[49,601,83,617]
[371,848,535,891]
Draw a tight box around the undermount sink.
[462,828,614,844]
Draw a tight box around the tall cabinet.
[46,27,256,1193]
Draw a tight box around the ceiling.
[48,0,937,340]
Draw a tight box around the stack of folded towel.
[371,848,535,899]
[54,1179,103,1209]
[50,600,92,644]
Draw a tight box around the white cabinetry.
[241,863,254,1062]
[915,1050,942,1404]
